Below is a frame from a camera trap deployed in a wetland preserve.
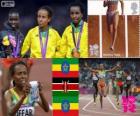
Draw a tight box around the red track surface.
[128,16,139,57]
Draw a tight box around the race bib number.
[98,71,106,78]
[16,106,34,116]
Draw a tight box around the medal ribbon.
[72,21,84,50]
[8,32,20,57]
[39,27,49,58]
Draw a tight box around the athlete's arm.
[84,62,98,73]
[4,83,30,115]
[107,65,120,72]
[120,0,124,15]
[37,82,49,112]
[91,69,99,73]
[4,90,26,116]
[103,0,108,7]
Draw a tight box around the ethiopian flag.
[52,59,79,116]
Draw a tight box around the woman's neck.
[73,23,79,27]
[39,25,49,32]
[72,19,82,27]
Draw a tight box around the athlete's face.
[99,64,104,70]
[37,9,51,28]
[13,64,29,87]
[70,6,83,24]
[8,13,19,29]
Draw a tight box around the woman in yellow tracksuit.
[59,2,88,58]
[21,6,61,58]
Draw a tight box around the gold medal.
[72,48,80,58]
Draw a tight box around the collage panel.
[88,0,140,58]
[79,58,140,116]
[52,59,79,115]
[0,0,88,58]
[0,59,52,116]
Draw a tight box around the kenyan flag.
[52,59,79,116]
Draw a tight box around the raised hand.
[22,83,31,96]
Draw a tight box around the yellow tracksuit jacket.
[21,26,61,58]
[60,21,88,58]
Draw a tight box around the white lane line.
[125,15,128,57]
[82,109,128,116]
[107,96,118,111]
[82,99,94,110]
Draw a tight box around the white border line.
[138,16,140,57]
[125,15,128,57]
[88,0,140,15]
[99,15,102,58]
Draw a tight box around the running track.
[80,94,140,116]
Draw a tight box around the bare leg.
[93,83,98,103]
[93,84,96,103]
[116,86,120,105]
[103,86,107,97]
[101,88,106,108]
[98,83,103,108]
[111,12,119,50]
[100,95,103,109]
[106,13,114,50]
[105,81,109,95]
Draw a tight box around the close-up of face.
[12,64,29,87]
[37,9,51,28]
[99,64,104,70]
[70,6,83,24]
[8,13,20,29]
